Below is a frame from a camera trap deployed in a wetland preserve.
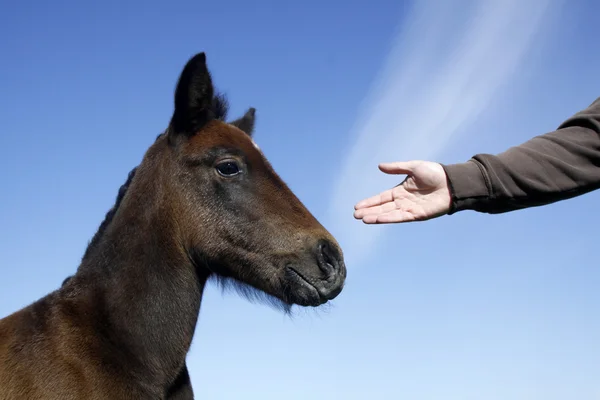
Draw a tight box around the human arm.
[444,96,600,214]
[353,97,600,223]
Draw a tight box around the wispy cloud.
[327,0,560,265]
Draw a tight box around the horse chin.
[283,267,330,307]
[207,270,332,312]
[204,256,342,310]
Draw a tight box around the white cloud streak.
[327,0,560,266]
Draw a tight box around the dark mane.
[212,92,229,121]
[80,166,138,262]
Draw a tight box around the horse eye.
[215,161,241,177]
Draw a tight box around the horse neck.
[76,190,207,383]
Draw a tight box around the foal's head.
[125,53,345,309]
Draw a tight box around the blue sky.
[1,0,599,398]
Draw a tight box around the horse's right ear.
[230,108,256,137]
[169,52,215,137]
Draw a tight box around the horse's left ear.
[230,108,256,137]
[169,52,215,137]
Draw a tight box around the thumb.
[378,161,420,175]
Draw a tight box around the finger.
[353,200,398,219]
[353,189,394,210]
[354,206,377,219]
[378,161,420,175]
[361,209,416,224]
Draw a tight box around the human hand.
[353,161,452,224]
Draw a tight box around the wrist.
[442,160,491,214]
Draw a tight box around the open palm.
[353,161,452,224]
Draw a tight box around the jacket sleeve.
[442,97,600,214]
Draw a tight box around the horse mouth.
[285,267,329,307]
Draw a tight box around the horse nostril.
[316,240,341,277]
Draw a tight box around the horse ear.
[169,52,215,136]
[230,108,256,136]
